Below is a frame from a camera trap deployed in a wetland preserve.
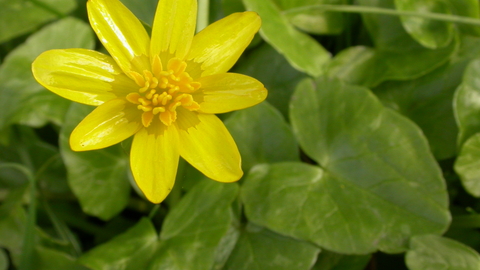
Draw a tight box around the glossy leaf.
[223,223,320,270]
[79,218,158,270]
[242,77,450,254]
[148,181,239,270]
[243,0,331,77]
[233,43,306,117]
[454,58,480,147]
[225,101,299,172]
[406,235,480,270]
[312,251,371,270]
[394,0,454,49]
[455,133,480,197]
[60,103,131,220]
[0,18,94,131]
[0,0,76,43]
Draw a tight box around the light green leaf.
[313,250,371,270]
[0,0,76,43]
[79,218,158,270]
[60,103,130,221]
[277,0,349,35]
[233,43,306,117]
[394,0,454,49]
[0,17,94,131]
[454,58,480,147]
[455,133,480,197]
[225,102,299,172]
[242,0,331,77]
[223,223,320,270]
[148,181,239,270]
[406,235,480,270]
[242,77,450,254]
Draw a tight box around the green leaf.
[242,77,450,254]
[79,218,158,270]
[394,0,454,49]
[455,133,480,197]
[35,246,88,270]
[312,250,371,270]
[454,58,480,147]
[277,0,349,35]
[242,0,331,77]
[223,223,320,270]
[406,235,480,270]
[222,0,245,15]
[0,186,28,266]
[332,0,458,87]
[233,43,306,117]
[0,249,8,270]
[0,0,76,43]
[148,181,239,270]
[225,102,299,172]
[0,17,94,131]
[120,0,158,26]
[0,127,61,188]
[448,0,480,36]
[60,103,130,220]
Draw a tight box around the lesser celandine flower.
[32,0,267,203]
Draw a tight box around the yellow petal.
[130,123,179,203]
[187,12,261,77]
[194,73,267,113]
[70,99,142,151]
[175,110,243,182]
[87,0,150,74]
[32,49,137,106]
[150,0,197,61]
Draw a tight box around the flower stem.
[282,4,480,26]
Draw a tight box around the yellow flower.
[32,0,267,203]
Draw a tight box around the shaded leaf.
[0,0,76,43]
[455,133,480,197]
[148,181,239,270]
[243,0,331,77]
[79,218,158,270]
[35,246,88,270]
[223,223,320,270]
[120,0,158,26]
[448,0,480,36]
[233,43,306,117]
[0,249,8,270]
[0,17,94,131]
[312,250,371,270]
[225,102,299,172]
[60,103,130,220]
[330,0,457,87]
[406,235,480,270]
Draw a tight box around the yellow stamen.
[125,57,202,127]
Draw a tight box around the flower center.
[126,55,201,127]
